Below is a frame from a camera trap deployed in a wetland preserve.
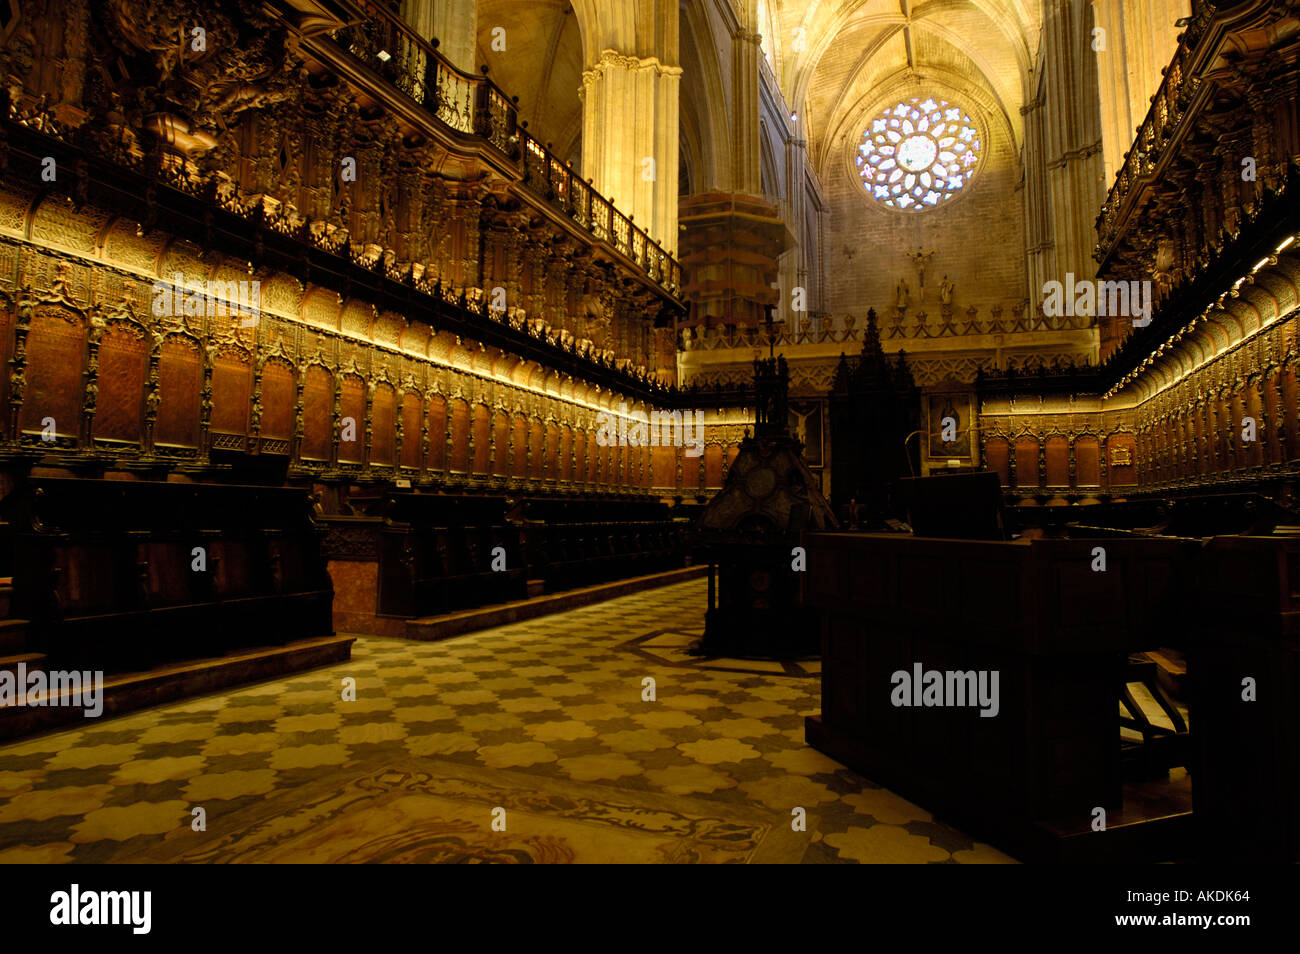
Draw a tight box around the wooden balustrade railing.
[1095,39,1196,262]
[333,2,681,298]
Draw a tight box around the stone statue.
[896,278,910,310]
[939,275,954,306]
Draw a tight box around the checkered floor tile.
[0,579,1012,863]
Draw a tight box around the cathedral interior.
[0,0,1297,873]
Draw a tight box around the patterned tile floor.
[0,579,1013,863]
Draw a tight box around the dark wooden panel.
[338,376,364,463]
[1014,439,1039,489]
[985,438,1010,487]
[156,339,201,447]
[560,426,572,482]
[10,478,333,674]
[1045,436,1069,487]
[1075,436,1100,487]
[426,395,446,471]
[492,411,509,476]
[371,384,396,465]
[1195,536,1300,862]
[449,399,470,472]
[653,445,676,488]
[401,395,422,468]
[804,532,1195,859]
[96,326,147,443]
[472,404,489,474]
[705,444,723,488]
[260,361,294,442]
[20,308,83,437]
[211,353,251,437]
[0,303,11,414]
[512,415,527,476]
[1108,433,1138,486]
[529,420,544,478]
[301,365,332,461]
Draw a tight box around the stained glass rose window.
[856,97,982,210]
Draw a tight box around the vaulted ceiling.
[467,0,1044,191]
[475,0,585,165]
[757,0,1041,177]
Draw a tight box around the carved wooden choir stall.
[0,476,345,738]
[322,492,689,631]
[827,309,921,528]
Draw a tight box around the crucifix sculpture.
[905,247,937,293]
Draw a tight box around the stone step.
[0,635,354,741]
[0,619,31,655]
[0,652,46,676]
[407,565,708,641]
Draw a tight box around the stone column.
[780,134,810,328]
[580,51,682,254]
[731,30,763,195]
[1034,0,1107,297]
[1091,0,1190,186]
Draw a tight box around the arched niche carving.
[371,380,397,465]
[560,424,573,482]
[156,335,203,449]
[448,397,471,473]
[259,357,296,447]
[472,402,491,474]
[338,373,366,463]
[1075,435,1101,487]
[983,436,1011,487]
[211,340,254,447]
[427,393,448,471]
[20,305,85,440]
[400,390,423,469]
[301,363,334,462]
[96,320,149,444]
[1044,434,1070,487]
[301,287,342,331]
[705,443,724,488]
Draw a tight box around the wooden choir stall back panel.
[802,531,1196,861]
[1193,535,1300,862]
[6,478,336,675]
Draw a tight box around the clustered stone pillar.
[580,51,682,254]
[731,30,763,195]
[1025,0,1107,305]
[676,2,786,333]
[1091,0,1190,186]
[779,134,810,330]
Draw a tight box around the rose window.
[856,98,982,210]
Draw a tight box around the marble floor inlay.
[0,579,1013,864]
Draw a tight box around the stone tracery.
[856,97,983,210]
